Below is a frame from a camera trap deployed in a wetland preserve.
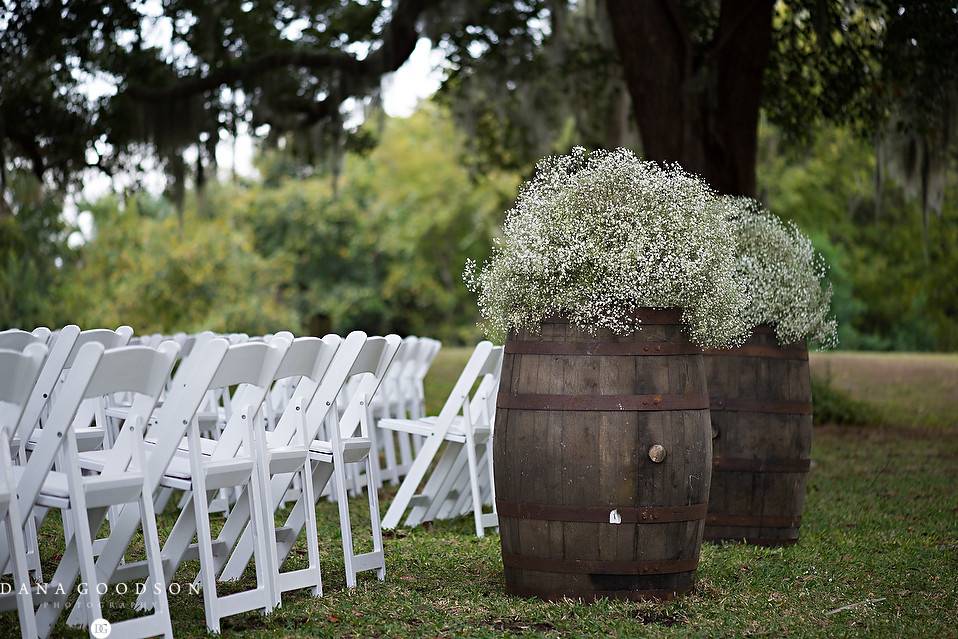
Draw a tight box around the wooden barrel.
[494,309,712,601]
[703,325,812,546]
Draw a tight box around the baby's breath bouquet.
[465,147,750,348]
[721,196,839,349]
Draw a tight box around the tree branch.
[124,0,436,102]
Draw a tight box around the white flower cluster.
[722,196,839,348]
[464,147,752,348]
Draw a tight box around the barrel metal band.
[712,457,811,473]
[497,393,710,412]
[506,341,701,357]
[501,553,699,576]
[706,513,802,528]
[496,500,707,523]
[505,341,702,356]
[709,398,813,414]
[703,345,808,360]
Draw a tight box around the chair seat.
[109,405,222,427]
[379,417,472,443]
[12,465,144,509]
[26,427,105,452]
[78,448,254,491]
[160,435,218,456]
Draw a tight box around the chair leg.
[134,497,196,612]
[381,428,400,486]
[332,459,357,588]
[5,505,38,638]
[365,456,386,581]
[298,458,323,597]
[245,474,274,615]
[216,461,335,585]
[73,506,104,627]
[381,435,443,530]
[192,480,221,634]
[139,492,174,638]
[24,508,43,581]
[405,442,461,527]
[397,431,414,478]
[464,432,485,538]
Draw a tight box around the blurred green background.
[3,2,956,350]
[4,104,956,349]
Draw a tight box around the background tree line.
[1,1,956,349]
[4,104,956,350]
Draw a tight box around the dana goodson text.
[0,582,201,597]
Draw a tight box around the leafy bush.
[759,124,958,351]
[61,197,299,336]
[0,172,74,330]
[811,375,877,426]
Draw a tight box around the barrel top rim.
[539,307,685,326]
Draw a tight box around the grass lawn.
[13,348,957,638]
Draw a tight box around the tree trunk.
[605,0,774,196]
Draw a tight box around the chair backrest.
[62,326,134,368]
[337,335,402,438]
[132,337,231,487]
[415,338,442,381]
[83,344,181,400]
[470,345,503,426]
[16,341,179,515]
[274,337,338,382]
[0,328,48,352]
[433,341,498,428]
[391,336,419,380]
[15,325,135,443]
[0,343,48,435]
[209,334,294,458]
[272,332,368,446]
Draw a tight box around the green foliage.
[62,194,299,335]
[759,125,958,351]
[235,105,518,342]
[811,375,876,426]
[43,106,516,341]
[0,172,74,329]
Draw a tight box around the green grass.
[810,351,958,430]
[8,349,957,638]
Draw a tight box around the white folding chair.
[217,333,401,589]
[406,338,441,457]
[0,342,48,639]
[0,328,50,352]
[380,342,502,537]
[6,325,134,581]
[19,325,134,455]
[369,336,418,486]
[394,337,441,472]
[158,334,343,610]
[123,335,292,633]
[36,337,232,636]
[1,341,180,638]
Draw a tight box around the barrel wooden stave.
[495,312,711,601]
[704,326,812,546]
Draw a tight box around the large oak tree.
[1,1,956,201]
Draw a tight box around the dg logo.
[90,618,112,638]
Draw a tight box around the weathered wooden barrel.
[703,325,813,546]
[494,309,712,601]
